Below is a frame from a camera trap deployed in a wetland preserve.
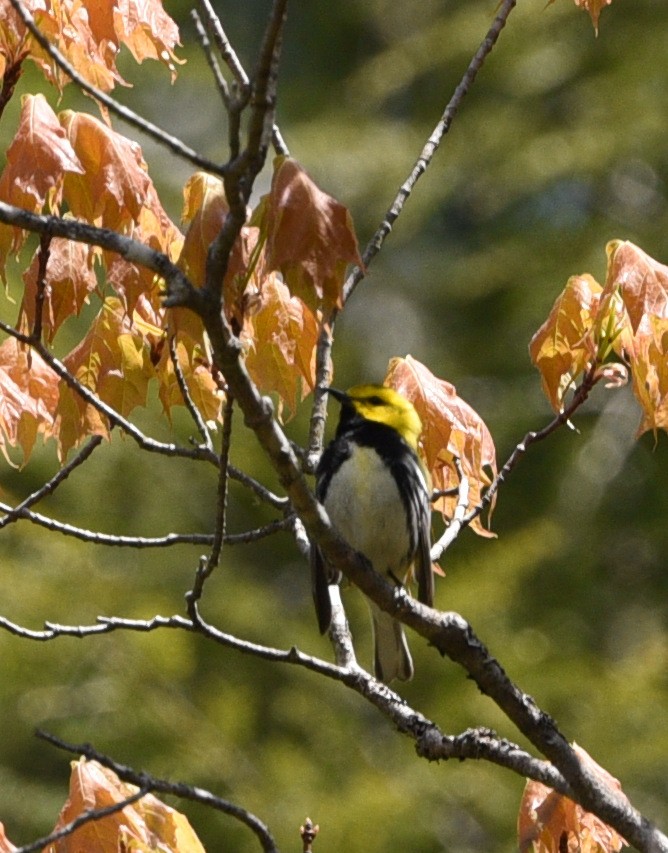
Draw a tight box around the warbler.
[311,384,433,682]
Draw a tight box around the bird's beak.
[325,387,348,403]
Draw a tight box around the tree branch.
[343,0,518,303]
[35,731,279,853]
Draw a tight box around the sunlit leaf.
[243,272,318,421]
[54,296,155,458]
[529,274,603,412]
[44,757,205,853]
[0,94,83,272]
[256,156,364,314]
[19,237,98,343]
[603,240,668,336]
[518,744,627,853]
[0,821,17,853]
[60,110,152,229]
[385,355,497,536]
[0,336,58,465]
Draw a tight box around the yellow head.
[329,384,423,451]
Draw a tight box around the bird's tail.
[369,601,414,682]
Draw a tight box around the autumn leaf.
[384,355,497,536]
[155,333,224,425]
[0,94,84,271]
[0,336,58,465]
[572,0,613,32]
[60,110,153,230]
[111,0,183,80]
[43,757,205,853]
[19,237,98,343]
[178,172,230,288]
[243,273,318,420]
[54,297,155,458]
[518,744,627,853]
[603,240,668,336]
[255,156,364,314]
[529,274,603,412]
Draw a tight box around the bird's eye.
[367,395,384,406]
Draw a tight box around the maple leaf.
[243,273,318,421]
[518,744,627,853]
[603,240,668,336]
[43,757,205,853]
[19,237,98,343]
[0,336,58,465]
[112,0,183,81]
[255,156,364,315]
[60,110,153,230]
[384,355,497,536]
[178,172,231,288]
[0,94,83,272]
[156,333,223,425]
[54,297,155,458]
[529,274,603,412]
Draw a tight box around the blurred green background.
[1,0,668,850]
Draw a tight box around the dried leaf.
[156,334,223,425]
[257,156,364,314]
[529,274,603,412]
[60,110,153,229]
[45,757,205,853]
[0,94,83,271]
[178,172,230,288]
[243,273,318,420]
[384,355,497,536]
[54,297,155,458]
[0,336,58,464]
[603,239,668,336]
[112,0,182,81]
[20,238,98,343]
[518,744,627,853]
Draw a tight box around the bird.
[311,384,433,682]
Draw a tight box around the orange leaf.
[19,238,97,343]
[257,156,364,314]
[624,315,668,437]
[573,0,613,32]
[243,273,318,421]
[44,757,205,853]
[112,0,182,81]
[529,274,603,412]
[155,333,223,425]
[384,355,497,536]
[60,110,153,229]
[54,297,154,458]
[603,240,668,336]
[518,744,627,853]
[0,94,83,270]
[0,336,58,465]
[178,172,230,288]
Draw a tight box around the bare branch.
[343,0,518,302]
[36,731,279,853]
[191,9,231,109]
[430,462,470,561]
[0,501,290,548]
[30,232,51,343]
[0,435,103,530]
[463,366,601,530]
[6,0,227,175]
[168,332,214,452]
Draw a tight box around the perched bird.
[311,384,433,682]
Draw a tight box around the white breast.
[323,445,412,575]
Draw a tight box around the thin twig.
[343,0,518,303]
[168,332,214,451]
[36,731,279,853]
[430,461,469,561]
[30,232,51,343]
[6,0,226,175]
[208,393,234,573]
[463,366,601,529]
[0,501,290,547]
[0,435,104,530]
[191,9,231,108]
